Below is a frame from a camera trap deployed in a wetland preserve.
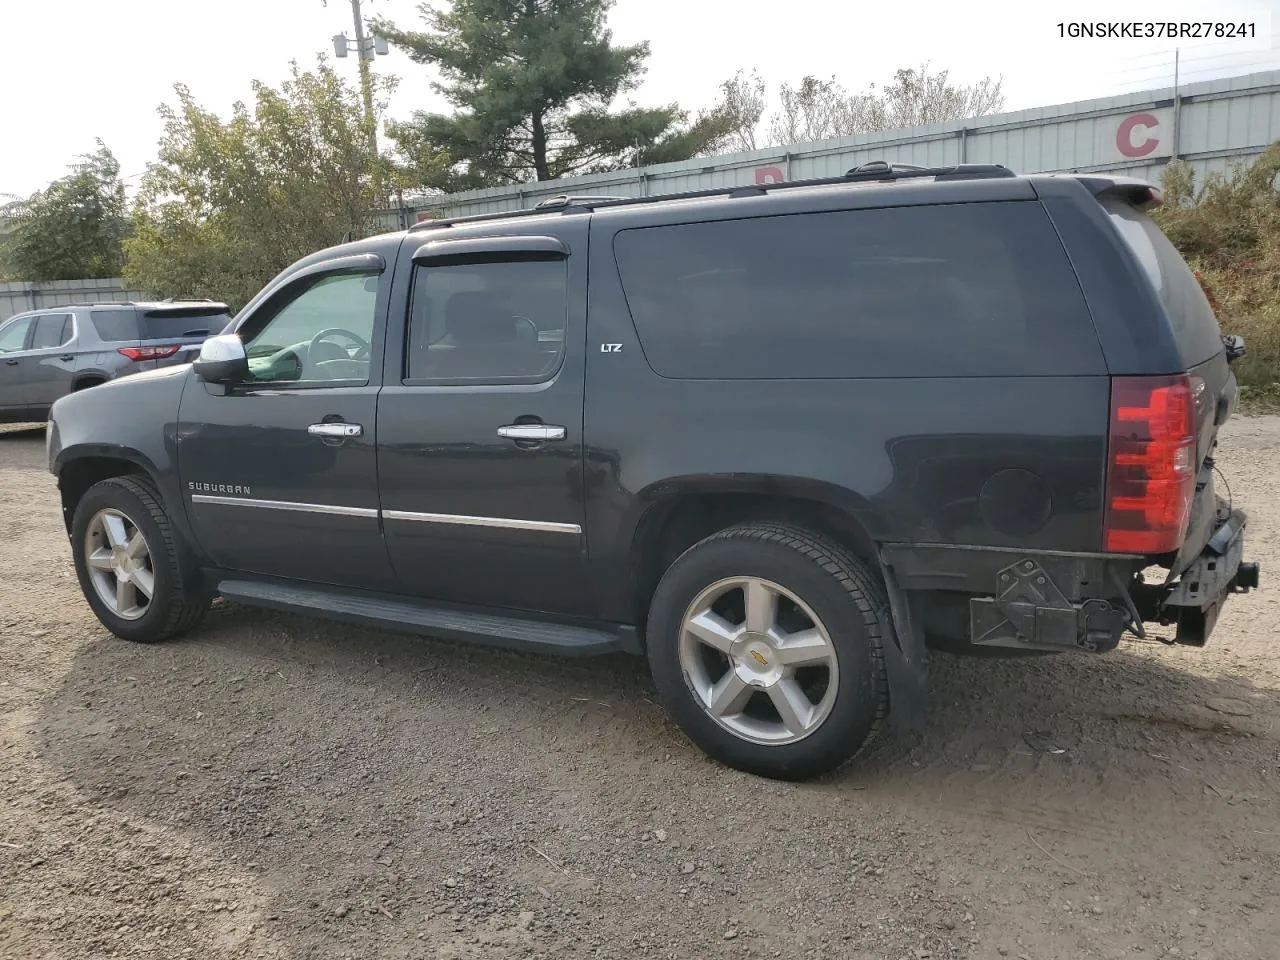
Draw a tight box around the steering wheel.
[308,328,371,363]
[511,315,539,343]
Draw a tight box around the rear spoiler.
[141,302,231,318]
[1070,174,1163,211]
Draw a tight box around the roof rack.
[28,299,231,311]
[408,162,1017,232]
[533,194,629,210]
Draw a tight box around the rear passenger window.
[405,260,567,382]
[90,308,140,342]
[30,314,72,349]
[30,313,72,350]
[613,202,1105,379]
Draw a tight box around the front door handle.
[308,422,363,438]
[3,359,17,366]
[497,423,566,442]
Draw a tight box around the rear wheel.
[71,477,209,643]
[646,523,890,780]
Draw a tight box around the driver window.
[0,317,33,354]
[243,271,379,383]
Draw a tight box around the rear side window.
[1102,199,1223,367]
[30,314,72,349]
[90,308,140,342]
[405,260,567,382]
[140,309,231,340]
[613,202,1104,379]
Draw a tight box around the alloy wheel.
[677,576,840,745]
[84,508,155,621]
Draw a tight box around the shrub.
[1154,146,1280,393]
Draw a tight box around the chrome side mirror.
[192,334,249,385]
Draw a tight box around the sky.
[1,0,1279,199]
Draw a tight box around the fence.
[0,277,148,323]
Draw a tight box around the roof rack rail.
[533,194,628,210]
[842,160,1016,181]
[408,162,1018,232]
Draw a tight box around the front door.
[0,316,35,417]
[377,224,590,616]
[178,253,395,589]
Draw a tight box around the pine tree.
[376,0,732,188]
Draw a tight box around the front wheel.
[646,523,891,781]
[71,476,209,643]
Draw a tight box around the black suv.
[46,163,1260,780]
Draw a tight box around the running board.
[216,579,627,656]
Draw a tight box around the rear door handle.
[308,422,363,438]
[497,424,566,442]
[60,354,74,362]
[4,359,17,366]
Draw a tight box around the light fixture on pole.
[327,0,389,197]
[332,32,389,60]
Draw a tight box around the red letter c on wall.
[755,166,785,185]
[1117,113,1160,158]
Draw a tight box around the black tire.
[71,476,209,643]
[646,522,890,781]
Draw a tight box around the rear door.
[376,223,591,616]
[23,313,76,412]
[0,316,36,415]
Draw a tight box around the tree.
[714,64,1006,149]
[376,0,734,188]
[124,61,391,310]
[0,144,127,281]
[878,65,1004,128]
[769,76,882,146]
[716,69,768,154]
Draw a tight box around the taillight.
[118,344,182,361]
[1104,374,1198,553]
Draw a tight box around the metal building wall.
[409,69,1280,222]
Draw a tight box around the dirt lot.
[2,418,1279,960]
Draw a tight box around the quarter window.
[405,260,568,383]
[89,308,140,342]
[613,202,1105,379]
[242,271,380,384]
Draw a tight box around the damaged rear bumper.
[879,514,1259,656]
[1132,507,1259,646]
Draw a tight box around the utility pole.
[350,0,376,153]
[1172,47,1182,161]
[330,0,389,198]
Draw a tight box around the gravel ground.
[2,417,1279,960]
